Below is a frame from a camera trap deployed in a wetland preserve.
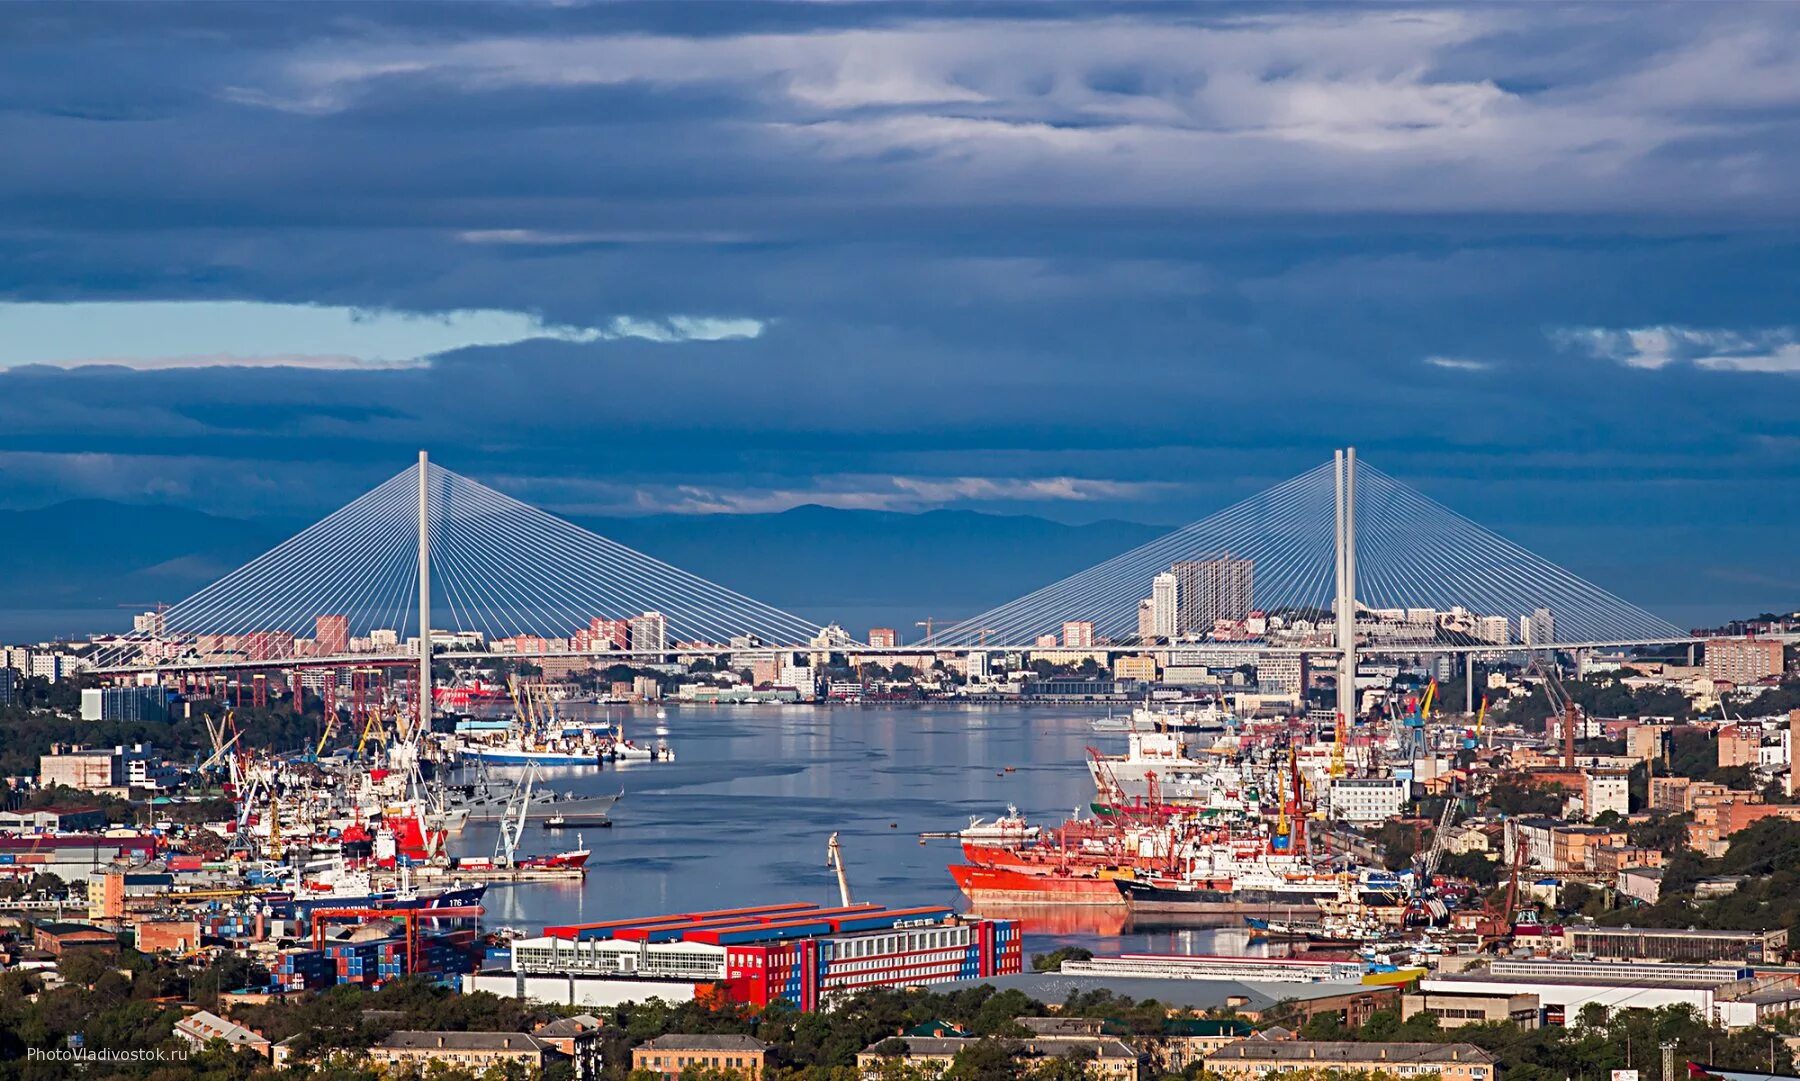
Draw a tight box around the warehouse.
[483,901,1020,1011]
[1565,926,1786,965]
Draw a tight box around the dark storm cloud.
[3,1,1800,619]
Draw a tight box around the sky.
[2,2,1799,621]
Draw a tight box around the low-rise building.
[373,1032,553,1074]
[532,1016,604,1081]
[1564,925,1786,964]
[1618,866,1664,905]
[173,1011,272,1056]
[855,1033,1138,1081]
[1402,989,1540,1029]
[635,1035,771,1081]
[1205,1041,1495,1081]
[1688,802,1800,857]
[1329,777,1408,823]
[34,921,117,956]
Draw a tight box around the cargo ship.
[948,862,1131,907]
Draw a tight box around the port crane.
[826,832,853,907]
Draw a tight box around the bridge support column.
[417,449,432,740]
[1335,447,1357,723]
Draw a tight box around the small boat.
[518,848,590,870]
[959,805,1040,846]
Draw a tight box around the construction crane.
[914,618,949,646]
[1418,791,1457,880]
[496,762,539,868]
[1401,680,1436,760]
[826,832,853,907]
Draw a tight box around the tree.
[1031,947,1093,973]
[948,1039,1020,1081]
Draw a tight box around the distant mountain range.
[0,499,1166,624]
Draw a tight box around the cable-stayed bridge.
[91,450,1697,704]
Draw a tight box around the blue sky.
[2,2,1799,618]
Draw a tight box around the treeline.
[1493,673,1694,729]
[1294,1002,1791,1081]
[1599,817,1800,942]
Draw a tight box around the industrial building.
[470,901,1021,1011]
[1565,926,1787,965]
[1417,957,1800,1029]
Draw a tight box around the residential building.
[79,686,168,722]
[1114,655,1158,682]
[1402,989,1540,1029]
[1589,845,1661,875]
[373,1032,552,1074]
[1256,654,1308,695]
[1689,801,1800,857]
[1206,1041,1494,1081]
[1582,769,1630,819]
[868,628,898,649]
[1173,558,1254,633]
[1520,607,1555,647]
[0,667,17,706]
[314,614,349,655]
[629,612,668,655]
[856,1032,1137,1081]
[1062,621,1095,648]
[1476,616,1510,645]
[634,1035,770,1081]
[1151,572,1179,640]
[1137,599,1157,642]
[532,1016,604,1081]
[1329,777,1407,823]
[1626,723,1668,762]
[1717,724,1763,769]
[173,1011,271,1056]
[29,652,81,682]
[1706,638,1784,686]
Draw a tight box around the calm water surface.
[449,702,1263,959]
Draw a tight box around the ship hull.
[470,750,604,766]
[1118,878,1332,917]
[949,863,1129,908]
[447,789,621,822]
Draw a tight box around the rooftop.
[379,1031,550,1053]
[640,1034,771,1052]
[1210,1041,1495,1065]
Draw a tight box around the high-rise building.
[868,628,898,649]
[1520,607,1556,647]
[1477,615,1510,645]
[1151,572,1179,641]
[1172,557,1254,634]
[1061,621,1095,648]
[315,614,350,656]
[1705,638,1783,685]
[132,610,165,636]
[1137,600,1156,642]
[630,612,668,655]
